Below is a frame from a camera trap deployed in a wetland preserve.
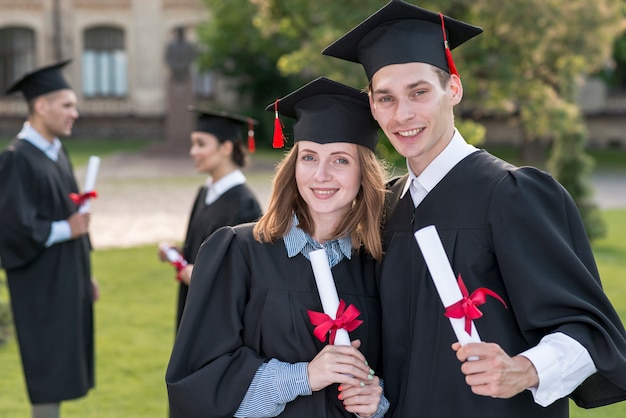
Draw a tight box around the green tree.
[458,0,620,240]
[197,0,307,145]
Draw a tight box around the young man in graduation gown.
[323,1,626,416]
[0,60,96,418]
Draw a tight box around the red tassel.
[439,13,459,78]
[247,119,255,153]
[272,100,285,148]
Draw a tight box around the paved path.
[78,150,626,249]
[78,149,275,249]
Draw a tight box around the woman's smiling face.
[295,140,361,225]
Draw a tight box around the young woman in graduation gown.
[158,108,262,328]
[166,77,390,417]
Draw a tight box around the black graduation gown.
[166,224,382,418]
[0,139,94,404]
[379,150,626,418]
[174,184,262,328]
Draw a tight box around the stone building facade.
[0,0,237,140]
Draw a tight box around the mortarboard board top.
[5,59,73,101]
[189,106,258,127]
[322,0,483,80]
[264,77,379,152]
[189,106,257,138]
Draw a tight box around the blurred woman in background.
[157,108,262,329]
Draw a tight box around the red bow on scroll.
[444,275,507,335]
[69,191,98,206]
[308,299,363,345]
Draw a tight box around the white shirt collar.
[204,169,246,205]
[400,129,478,200]
[17,122,62,162]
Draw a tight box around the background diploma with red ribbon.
[74,155,100,213]
[159,243,188,282]
[308,248,362,346]
[414,225,482,347]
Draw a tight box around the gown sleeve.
[489,167,626,407]
[0,148,51,269]
[165,226,265,418]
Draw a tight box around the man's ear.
[368,93,377,120]
[449,74,463,105]
[32,97,46,115]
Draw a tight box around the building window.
[82,26,127,98]
[0,27,36,94]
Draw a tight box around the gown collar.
[400,128,478,201]
[18,122,62,162]
[204,169,246,205]
[283,214,352,268]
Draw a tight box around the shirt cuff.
[45,220,71,247]
[234,359,311,417]
[519,332,597,407]
[274,360,312,402]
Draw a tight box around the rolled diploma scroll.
[309,248,351,346]
[159,244,188,267]
[79,156,101,213]
[414,225,481,346]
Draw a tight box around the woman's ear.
[220,139,234,156]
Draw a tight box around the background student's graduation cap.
[322,0,483,80]
[189,106,259,152]
[264,77,379,152]
[5,59,73,101]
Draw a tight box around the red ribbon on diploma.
[171,260,188,282]
[444,275,507,335]
[69,191,98,206]
[308,299,363,345]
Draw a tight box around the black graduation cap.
[264,77,379,152]
[5,59,73,101]
[189,106,259,152]
[322,0,483,80]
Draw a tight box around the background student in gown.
[323,1,626,417]
[0,60,97,418]
[157,108,263,329]
[166,77,390,417]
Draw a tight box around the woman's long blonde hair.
[253,142,388,260]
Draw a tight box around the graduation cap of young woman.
[265,77,379,151]
[322,0,483,80]
[189,107,259,152]
[5,59,73,101]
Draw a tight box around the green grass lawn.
[0,246,178,417]
[0,137,153,167]
[572,210,626,418]
[0,211,625,416]
[484,145,626,172]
